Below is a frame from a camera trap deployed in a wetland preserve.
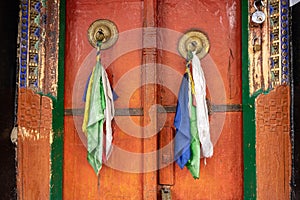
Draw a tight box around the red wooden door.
[64,0,147,199]
[157,1,243,199]
[64,0,242,199]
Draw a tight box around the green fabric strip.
[86,60,106,175]
[87,119,104,174]
[186,85,201,179]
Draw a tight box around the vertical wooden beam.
[44,0,60,96]
[17,89,51,200]
[256,86,291,199]
[50,0,65,199]
[17,0,64,199]
[142,0,158,199]
[248,0,271,95]
[242,0,257,199]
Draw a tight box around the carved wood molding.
[256,85,291,199]
[142,1,158,199]
[17,88,52,199]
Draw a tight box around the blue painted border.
[20,1,29,88]
[281,0,289,84]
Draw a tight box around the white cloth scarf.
[191,51,213,158]
[102,68,115,159]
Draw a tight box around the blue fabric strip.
[174,73,191,169]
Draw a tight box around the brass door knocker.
[87,19,118,49]
[178,30,210,59]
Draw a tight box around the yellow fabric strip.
[82,67,96,136]
[185,66,196,95]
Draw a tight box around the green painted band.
[242,0,257,199]
[50,0,65,199]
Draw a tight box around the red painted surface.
[256,86,291,200]
[64,0,242,199]
[17,89,51,200]
[171,113,243,199]
[157,1,243,198]
[64,1,145,199]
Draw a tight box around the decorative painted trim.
[28,0,42,88]
[20,0,29,88]
[269,0,289,86]
[280,0,289,84]
[18,0,59,96]
[19,0,45,89]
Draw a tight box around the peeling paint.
[248,4,270,95]
[226,1,237,30]
[50,130,53,144]
[220,16,223,26]
[18,127,50,141]
[17,126,51,199]
[17,88,53,199]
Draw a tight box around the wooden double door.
[64,0,242,199]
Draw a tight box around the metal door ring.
[178,30,210,59]
[87,19,118,49]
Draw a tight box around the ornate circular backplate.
[87,19,118,49]
[178,30,210,59]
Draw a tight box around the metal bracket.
[161,186,172,200]
[64,104,242,117]
[178,30,210,59]
[87,19,118,49]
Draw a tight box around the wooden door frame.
[50,0,65,199]
[15,0,294,198]
[241,0,256,199]
[291,2,300,199]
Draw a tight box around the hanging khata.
[174,51,213,179]
[82,41,115,175]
